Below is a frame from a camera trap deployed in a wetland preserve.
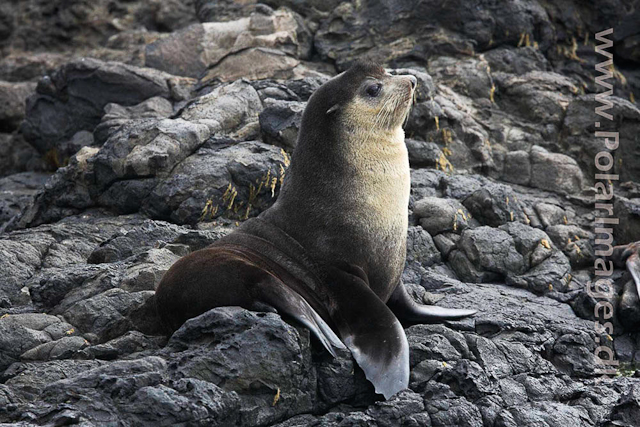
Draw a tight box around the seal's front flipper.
[387,281,477,323]
[256,274,345,357]
[323,266,409,399]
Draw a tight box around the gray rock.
[530,146,585,195]
[406,226,441,268]
[22,58,175,157]
[414,197,474,235]
[619,279,640,329]
[406,139,445,168]
[463,183,527,227]
[545,224,594,268]
[0,172,49,229]
[62,288,155,343]
[164,307,316,426]
[614,196,640,245]
[0,81,36,132]
[0,133,45,178]
[146,141,286,225]
[178,80,263,138]
[534,202,567,228]
[0,240,41,307]
[20,335,88,362]
[0,313,76,372]
[452,226,525,282]
[259,99,305,150]
[502,150,531,186]
[146,8,312,79]
[611,383,640,426]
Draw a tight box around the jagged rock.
[0,313,76,372]
[195,0,259,22]
[146,141,286,224]
[450,226,525,283]
[414,197,475,236]
[62,288,156,343]
[163,307,316,426]
[406,139,444,168]
[619,279,640,329]
[22,58,175,157]
[562,95,640,184]
[259,99,305,150]
[0,172,49,229]
[0,81,35,132]
[530,146,585,195]
[178,80,262,137]
[502,150,531,186]
[94,96,175,145]
[545,224,594,268]
[463,183,528,227]
[614,196,640,244]
[0,133,45,178]
[0,240,41,307]
[145,7,312,79]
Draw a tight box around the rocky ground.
[1,0,640,425]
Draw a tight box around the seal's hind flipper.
[257,274,345,357]
[387,281,477,323]
[323,266,409,399]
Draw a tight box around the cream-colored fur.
[338,87,411,243]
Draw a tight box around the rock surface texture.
[1,0,640,425]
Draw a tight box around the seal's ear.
[326,104,340,115]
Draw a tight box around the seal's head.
[302,62,417,138]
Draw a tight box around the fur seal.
[156,61,476,399]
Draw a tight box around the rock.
[195,0,259,22]
[529,146,585,195]
[499,222,554,270]
[463,183,527,227]
[145,8,312,79]
[20,336,88,362]
[0,81,36,132]
[0,133,45,178]
[178,80,262,138]
[146,141,286,225]
[619,279,640,329]
[545,224,594,268]
[455,226,525,280]
[87,220,186,264]
[406,139,445,168]
[614,196,640,244]
[534,202,567,228]
[22,58,175,157]
[406,226,441,268]
[0,172,50,229]
[0,240,41,308]
[200,47,303,84]
[62,288,155,343]
[483,46,549,75]
[414,197,475,236]
[93,118,210,190]
[94,96,175,145]
[502,150,531,186]
[441,174,489,200]
[611,383,640,426]
[164,307,316,426]
[561,95,640,184]
[0,313,76,372]
[259,99,305,150]
[493,71,576,127]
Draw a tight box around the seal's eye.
[366,83,382,97]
